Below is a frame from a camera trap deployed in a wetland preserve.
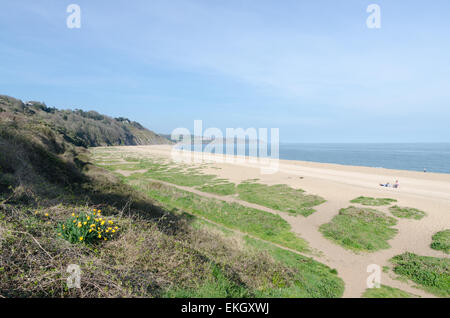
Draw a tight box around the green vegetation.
[0,95,170,147]
[130,180,310,253]
[198,182,237,195]
[350,196,397,206]
[164,263,250,298]
[58,210,120,245]
[389,205,426,220]
[362,285,415,298]
[244,237,344,298]
[319,206,398,252]
[106,158,238,195]
[237,181,325,217]
[431,230,450,254]
[98,154,325,217]
[390,253,450,297]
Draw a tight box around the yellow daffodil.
[79,237,84,241]
[45,213,49,217]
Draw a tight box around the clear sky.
[1,0,449,142]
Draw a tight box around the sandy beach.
[99,145,450,298]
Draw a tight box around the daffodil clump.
[58,209,119,245]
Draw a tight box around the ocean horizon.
[180,142,450,174]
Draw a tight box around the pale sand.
[96,145,450,298]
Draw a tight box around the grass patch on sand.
[244,237,344,298]
[131,180,310,253]
[362,285,415,298]
[390,252,450,297]
[198,182,237,196]
[319,206,398,252]
[431,230,450,254]
[389,205,426,220]
[94,155,325,217]
[236,181,325,217]
[105,158,239,195]
[350,196,397,206]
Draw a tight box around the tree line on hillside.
[0,95,171,147]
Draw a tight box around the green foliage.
[237,181,325,216]
[431,230,450,254]
[132,180,310,253]
[389,205,426,220]
[350,196,397,206]
[245,237,344,298]
[103,156,324,216]
[198,182,237,195]
[58,210,120,245]
[319,206,398,252]
[165,263,251,298]
[362,285,414,298]
[0,95,170,147]
[390,253,450,297]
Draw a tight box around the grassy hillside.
[0,95,170,147]
[0,96,343,298]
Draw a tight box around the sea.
[180,142,450,174]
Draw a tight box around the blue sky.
[1,0,449,142]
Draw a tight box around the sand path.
[95,145,450,298]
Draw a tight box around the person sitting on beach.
[379,182,391,187]
[393,180,399,188]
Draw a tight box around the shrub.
[58,209,119,245]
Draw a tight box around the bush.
[58,209,119,245]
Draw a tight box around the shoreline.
[92,144,450,298]
[113,144,450,180]
[172,142,450,175]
